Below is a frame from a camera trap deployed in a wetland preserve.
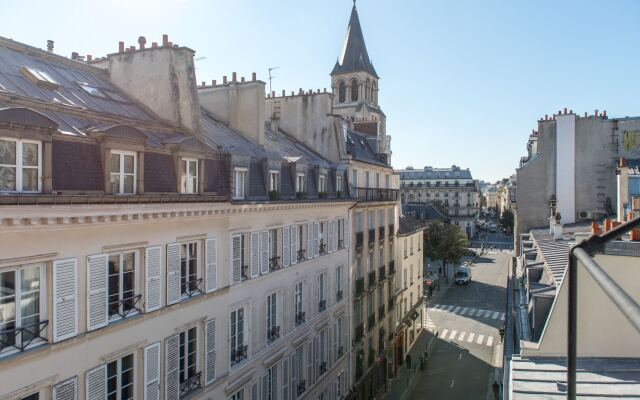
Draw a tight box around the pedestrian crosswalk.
[424,313,436,332]
[430,304,505,321]
[438,328,496,347]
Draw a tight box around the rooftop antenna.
[268,66,279,94]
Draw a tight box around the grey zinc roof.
[510,356,640,399]
[331,4,378,78]
[398,169,474,180]
[347,129,387,166]
[402,203,448,222]
[264,123,332,168]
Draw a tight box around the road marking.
[486,336,494,347]
[445,305,454,312]
[441,329,449,338]
[433,304,442,310]
[448,330,458,340]
[458,332,466,341]
[500,313,505,321]
[467,333,475,343]
[453,306,461,313]
[467,308,476,317]
[460,307,469,315]
[483,310,492,318]
[450,379,455,389]
[477,334,485,344]
[492,311,500,319]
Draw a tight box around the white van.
[455,265,472,285]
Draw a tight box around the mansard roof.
[331,4,379,79]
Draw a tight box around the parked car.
[454,265,472,285]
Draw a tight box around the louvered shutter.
[205,319,217,385]
[313,336,320,380]
[165,334,180,400]
[307,223,313,260]
[344,218,350,247]
[52,377,78,400]
[53,258,78,342]
[260,230,269,274]
[282,358,289,400]
[166,243,181,305]
[232,234,243,283]
[306,341,314,385]
[86,254,108,332]
[250,232,260,278]
[261,373,268,400]
[85,365,106,400]
[145,246,162,312]
[251,381,259,400]
[290,353,297,400]
[283,226,290,267]
[205,238,218,293]
[313,223,319,258]
[144,342,161,400]
[291,225,299,265]
[328,221,335,253]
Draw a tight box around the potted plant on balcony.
[336,190,343,198]
[296,191,306,199]
[318,191,328,198]
[269,190,280,200]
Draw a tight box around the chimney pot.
[569,109,573,114]
[47,40,54,52]
[71,51,79,60]
[119,41,125,53]
[86,55,92,62]
[545,114,548,120]
[605,218,612,231]
[241,77,245,82]
[202,81,205,87]
[272,91,275,97]
[267,94,271,98]
[603,110,607,118]
[324,88,327,93]
[138,36,147,49]
[252,72,256,81]
[232,72,237,82]
[282,90,286,96]
[291,91,294,96]
[212,80,216,85]
[595,110,599,118]
[584,112,587,117]
[564,107,567,114]
[591,221,602,236]
[223,76,228,84]
[162,34,169,47]
[151,42,158,48]
[129,46,136,51]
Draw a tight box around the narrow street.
[389,251,510,400]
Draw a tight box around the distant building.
[397,165,480,237]
[483,187,499,210]
[401,203,448,225]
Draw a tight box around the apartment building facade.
[0,34,353,400]
[397,165,480,237]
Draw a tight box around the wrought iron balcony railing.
[108,294,142,319]
[230,344,248,366]
[336,289,343,302]
[368,271,376,288]
[269,256,281,271]
[297,380,307,396]
[338,239,345,250]
[0,320,48,353]
[179,372,201,398]
[353,187,399,202]
[181,278,203,297]
[297,249,306,262]
[355,278,365,296]
[267,326,280,343]
[241,264,249,281]
[318,299,327,313]
[319,240,327,255]
[295,311,306,326]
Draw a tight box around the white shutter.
[283,226,291,267]
[290,353,297,400]
[329,220,335,253]
[260,230,269,274]
[145,246,162,312]
[144,342,161,400]
[232,234,243,283]
[86,254,108,332]
[305,341,314,385]
[313,223,319,258]
[282,358,289,400]
[53,258,78,342]
[165,334,180,400]
[291,225,299,265]
[166,243,181,305]
[251,381,259,400]
[344,218,350,248]
[261,373,269,400]
[205,319,217,385]
[250,232,260,278]
[52,377,78,400]
[307,223,313,260]
[205,238,218,293]
[85,365,106,400]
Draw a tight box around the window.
[350,79,358,102]
[403,269,408,289]
[267,293,279,343]
[385,175,390,189]
[296,173,306,193]
[21,394,39,400]
[365,172,370,189]
[403,238,407,258]
[181,159,198,194]
[335,265,343,302]
[107,251,139,319]
[317,272,327,313]
[0,138,41,193]
[318,175,326,193]
[263,365,277,400]
[233,168,247,200]
[79,83,108,98]
[0,264,45,355]
[368,252,374,273]
[230,307,247,366]
[375,173,380,189]
[379,247,384,268]
[336,176,342,192]
[294,282,304,326]
[269,170,280,192]
[338,81,346,103]
[107,354,134,400]
[180,242,200,297]
[410,238,414,255]
[351,170,358,188]
[410,265,414,285]
[355,256,363,279]
[230,389,244,400]
[179,327,199,392]
[20,67,58,89]
[110,150,136,194]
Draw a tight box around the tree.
[480,195,487,209]
[423,222,469,282]
[500,209,514,233]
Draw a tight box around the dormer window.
[296,173,306,193]
[233,167,248,200]
[336,176,343,192]
[269,170,280,192]
[110,150,136,194]
[181,158,199,194]
[0,138,41,193]
[318,174,326,193]
[20,67,59,90]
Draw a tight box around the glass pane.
[110,154,120,173]
[110,174,119,194]
[191,177,197,193]
[123,175,134,194]
[123,155,134,173]
[0,166,16,191]
[21,267,40,293]
[0,140,16,165]
[22,143,39,167]
[188,160,196,176]
[22,168,38,191]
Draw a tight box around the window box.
[295,311,306,326]
[268,190,280,200]
[295,191,306,199]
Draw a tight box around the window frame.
[266,292,278,344]
[294,281,304,326]
[107,250,140,321]
[269,170,280,193]
[336,175,342,193]
[181,158,199,194]
[109,149,137,195]
[106,353,135,400]
[178,327,199,387]
[318,174,326,193]
[179,241,200,298]
[296,173,306,194]
[233,167,248,200]
[0,137,42,193]
[230,305,248,367]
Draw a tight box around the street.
[391,251,510,400]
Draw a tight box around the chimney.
[252,72,256,81]
[119,41,125,53]
[138,36,147,50]
[94,35,203,138]
[86,55,92,62]
[47,40,54,52]
[591,221,602,236]
[553,222,563,240]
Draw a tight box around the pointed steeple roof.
[331,2,379,78]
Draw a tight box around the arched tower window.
[338,81,346,103]
[365,78,370,101]
[351,79,359,102]
[371,81,377,104]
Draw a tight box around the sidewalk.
[384,330,436,400]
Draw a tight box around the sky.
[2,0,640,182]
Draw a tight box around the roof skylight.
[20,66,59,90]
[79,83,108,98]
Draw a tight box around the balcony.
[355,278,365,296]
[318,300,327,313]
[379,226,385,241]
[230,344,248,366]
[181,278,203,298]
[0,320,48,354]
[356,232,364,249]
[267,326,280,343]
[297,380,307,396]
[297,249,306,262]
[295,311,306,326]
[269,256,281,271]
[354,187,399,202]
[355,324,364,341]
[368,271,376,288]
[319,240,327,255]
[319,361,327,376]
[338,239,345,250]
[179,372,202,398]
[378,266,386,281]
[336,290,343,302]
[389,260,396,275]
[368,314,376,330]
[368,228,375,245]
[378,305,385,320]
[241,264,249,281]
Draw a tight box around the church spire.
[331,1,378,78]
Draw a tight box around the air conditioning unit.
[578,210,594,219]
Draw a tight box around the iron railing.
[0,320,48,353]
[267,326,280,343]
[353,187,399,202]
[318,300,327,313]
[230,344,248,365]
[108,294,142,319]
[566,217,640,399]
[241,264,249,281]
[269,256,281,271]
[179,372,201,398]
[297,249,306,262]
[295,311,306,326]
[181,278,203,297]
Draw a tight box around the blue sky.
[3,0,640,182]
